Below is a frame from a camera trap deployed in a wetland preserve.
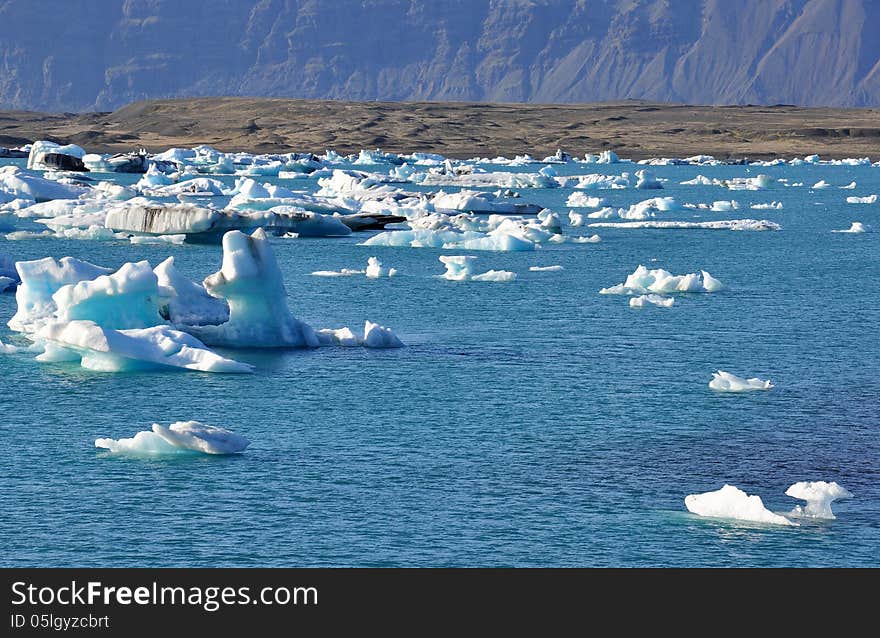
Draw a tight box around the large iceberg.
[600,265,723,295]
[154,257,229,326]
[189,228,320,347]
[96,421,250,455]
[37,320,253,373]
[708,370,773,392]
[9,257,112,332]
[785,481,853,520]
[685,484,795,526]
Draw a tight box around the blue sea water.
[0,158,877,567]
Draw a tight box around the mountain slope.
[1,0,878,111]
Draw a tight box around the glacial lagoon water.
[1,157,877,566]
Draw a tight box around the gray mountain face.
[1,0,878,112]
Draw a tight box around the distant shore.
[2,97,879,160]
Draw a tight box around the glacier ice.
[365,256,396,278]
[9,256,112,333]
[685,484,796,526]
[629,294,674,308]
[189,228,319,348]
[600,265,723,295]
[37,320,253,373]
[154,257,229,326]
[96,421,250,455]
[566,193,606,208]
[52,260,165,329]
[438,255,516,282]
[785,481,853,520]
[0,165,89,202]
[832,222,870,233]
[363,320,405,348]
[846,195,877,204]
[708,370,773,392]
[529,265,563,272]
[587,219,781,231]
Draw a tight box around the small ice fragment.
[708,370,773,392]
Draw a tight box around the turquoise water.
[1,159,877,566]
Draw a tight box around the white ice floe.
[365,256,396,278]
[315,326,362,347]
[362,227,536,252]
[95,421,250,455]
[37,320,253,373]
[0,165,89,202]
[566,193,606,208]
[26,140,86,171]
[846,195,878,204]
[685,484,796,526]
[129,234,186,245]
[600,265,723,295]
[832,222,871,233]
[785,481,853,520]
[311,268,365,277]
[812,180,830,189]
[750,202,783,210]
[9,256,112,333]
[529,265,564,272]
[634,169,663,189]
[154,257,229,326]
[629,294,674,308]
[438,255,516,282]
[840,182,857,189]
[190,228,319,348]
[362,320,405,348]
[708,370,773,392]
[587,219,781,231]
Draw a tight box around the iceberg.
[634,169,663,189]
[846,195,877,204]
[362,320,404,348]
[708,370,773,392]
[566,193,606,208]
[629,294,674,308]
[529,265,564,272]
[365,256,396,278]
[785,481,853,520]
[685,484,796,526]
[37,320,253,373]
[315,327,362,347]
[9,256,112,333]
[600,265,723,295]
[154,257,229,326]
[52,261,165,329]
[750,202,783,210]
[96,421,250,455]
[832,222,870,233]
[0,165,89,202]
[438,255,516,282]
[189,229,319,348]
[587,219,781,231]
[27,140,87,172]
[811,180,830,189]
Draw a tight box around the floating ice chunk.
[52,261,165,329]
[785,481,853,520]
[53,225,122,241]
[600,265,722,295]
[529,265,564,272]
[750,202,783,210]
[587,219,781,231]
[846,195,877,204]
[840,182,857,189]
[566,193,607,208]
[315,327,361,347]
[362,320,404,348]
[0,276,15,292]
[471,269,517,282]
[708,370,773,392]
[37,320,252,373]
[4,230,53,241]
[96,421,250,455]
[365,256,396,278]
[438,255,515,282]
[812,180,830,189]
[597,150,620,164]
[191,229,319,348]
[26,140,86,171]
[832,222,870,233]
[311,269,365,277]
[154,257,229,326]
[568,210,587,226]
[629,294,674,308]
[620,197,679,220]
[9,256,112,333]
[129,234,186,245]
[0,254,18,286]
[0,165,89,202]
[710,200,740,212]
[685,484,796,526]
[569,234,601,243]
[635,169,663,189]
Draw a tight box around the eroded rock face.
[1,0,879,111]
